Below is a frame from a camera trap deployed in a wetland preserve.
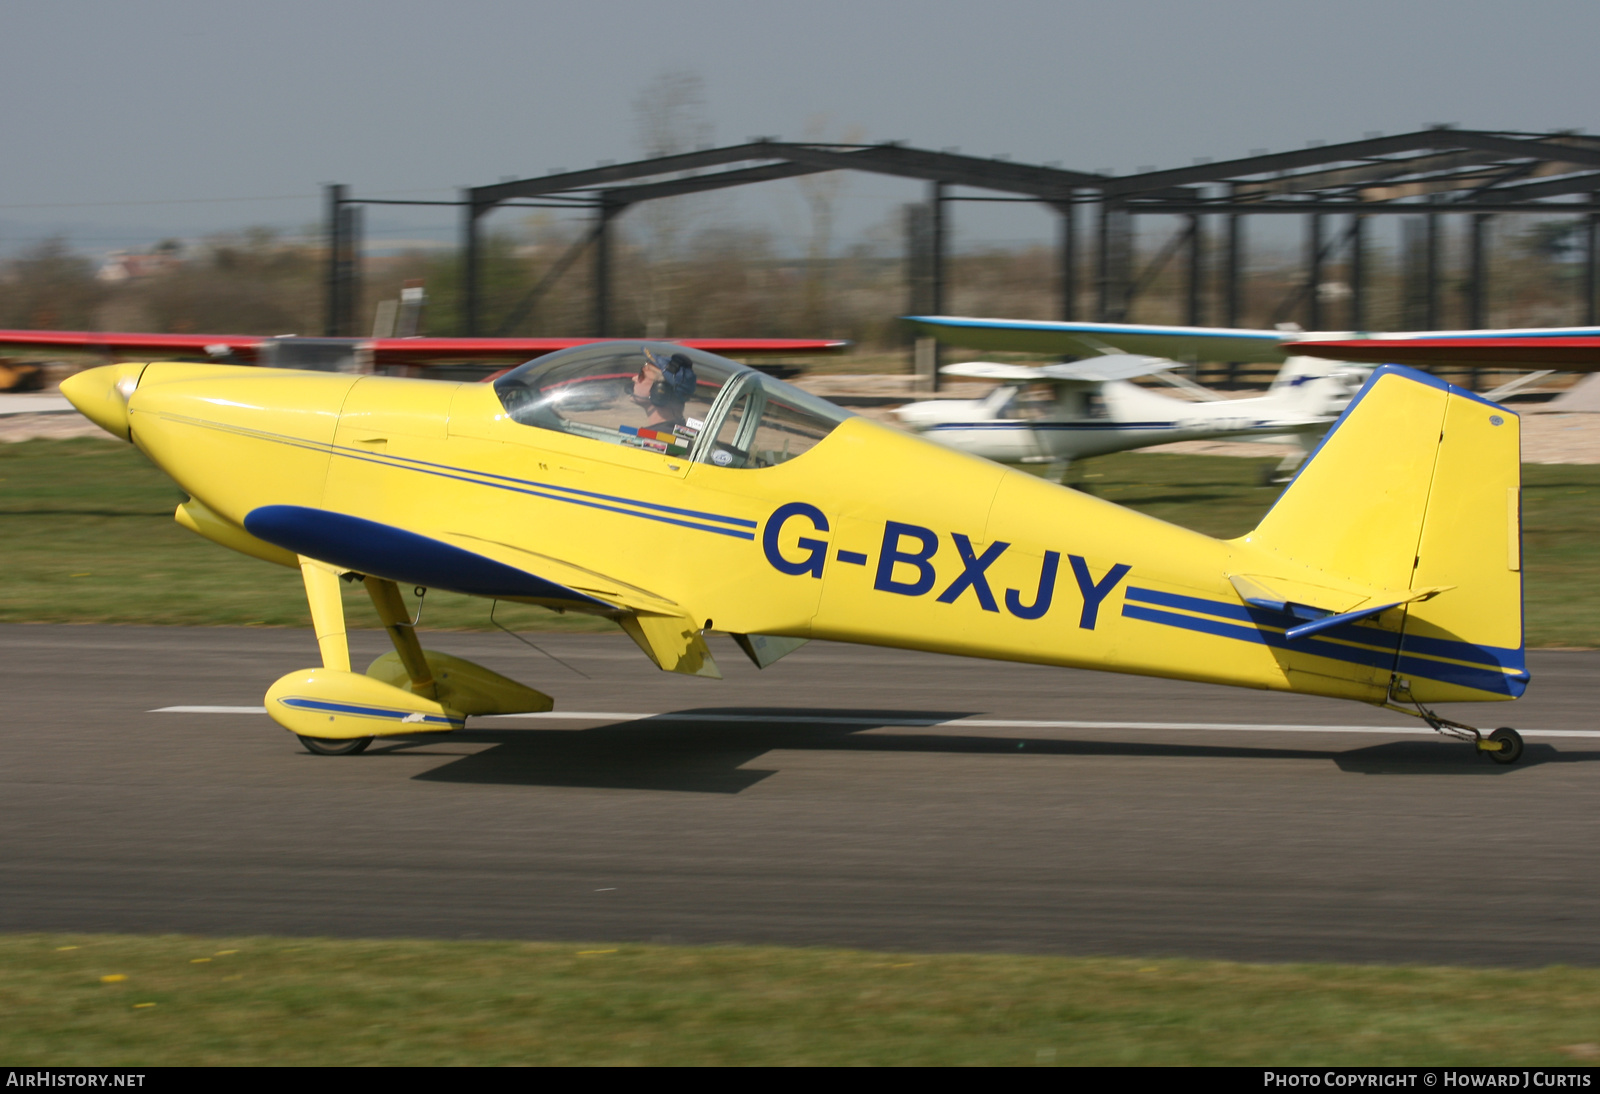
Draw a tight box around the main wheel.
[1487,727,1524,765]
[297,735,373,756]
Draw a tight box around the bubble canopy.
[492,341,853,469]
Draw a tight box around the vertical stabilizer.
[1239,366,1524,702]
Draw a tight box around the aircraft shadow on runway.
[381,708,1595,792]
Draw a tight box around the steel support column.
[1402,217,1425,330]
[930,183,947,388]
[1586,198,1599,325]
[1224,211,1244,328]
[340,203,362,337]
[1425,206,1441,329]
[1307,212,1324,330]
[593,200,618,338]
[1057,200,1077,321]
[1186,213,1204,327]
[461,192,484,337]
[1097,200,1131,322]
[324,184,346,337]
[1468,213,1490,329]
[1349,214,1366,331]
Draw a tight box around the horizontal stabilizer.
[1227,573,1452,621]
[1280,586,1452,641]
[1284,599,1414,642]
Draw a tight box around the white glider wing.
[938,361,1049,381]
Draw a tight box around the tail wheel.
[1487,727,1524,765]
[297,735,373,756]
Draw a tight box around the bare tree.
[0,238,106,329]
[631,69,713,337]
[794,116,863,334]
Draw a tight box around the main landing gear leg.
[293,556,372,756]
[364,576,436,699]
[1385,701,1524,765]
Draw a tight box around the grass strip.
[3,438,1597,645]
[6,933,1600,1066]
[0,439,609,632]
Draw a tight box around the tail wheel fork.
[1404,706,1524,765]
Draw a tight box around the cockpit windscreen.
[492,341,852,467]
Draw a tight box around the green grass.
[5,933,1600,1066]
[0,439,609,632]
[3,438,1597,644]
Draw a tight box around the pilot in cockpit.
[631,348,698,429]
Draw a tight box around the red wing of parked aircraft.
[1293,335,1600,369]
[0,330,848,369]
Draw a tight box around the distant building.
[96,242,183,283]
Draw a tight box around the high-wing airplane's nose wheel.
[297,735,373,756]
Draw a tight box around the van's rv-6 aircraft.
[62,340,1530,763]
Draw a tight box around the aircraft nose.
[60,363,147,441]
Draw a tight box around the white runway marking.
[149,706,1600,739]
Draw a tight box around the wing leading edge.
[0,329,848,366]
[905,316,1288,363]
[1295,332,1600,370]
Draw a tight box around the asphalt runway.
[4,624,1598,966]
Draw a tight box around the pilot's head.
[632,349,697,424]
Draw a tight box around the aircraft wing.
[1038,354,1176,383]
[0,329,849,366]
[1294,330,1600,371]
[0,330,263,357]
[939,354,1177,385]
[904,316,1288,363]
[365,336,848,366]
[939,361,1048,381]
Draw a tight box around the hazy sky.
[5,0,1598,257]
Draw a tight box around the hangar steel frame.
[326,127,1600,351]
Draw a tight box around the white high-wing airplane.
[894,345,1365,482]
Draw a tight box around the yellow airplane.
[61,340,1529,763]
